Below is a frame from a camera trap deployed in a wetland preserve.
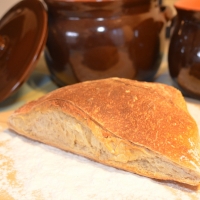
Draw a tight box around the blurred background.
[0,0,177,18]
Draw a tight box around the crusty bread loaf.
[8,78,200,185]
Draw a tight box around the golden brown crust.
[9,78,200,184]
[12,78,200,168]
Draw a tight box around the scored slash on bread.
[8,78,200,186]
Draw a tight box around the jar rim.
[175,0,200,12]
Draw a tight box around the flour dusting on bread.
[8,78,200,186]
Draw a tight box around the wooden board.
[0,111,13,130]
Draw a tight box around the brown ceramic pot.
[0,0,47,103]
[168,0,200,100]
[44,0,171,86]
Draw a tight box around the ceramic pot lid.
[0,0,47,103]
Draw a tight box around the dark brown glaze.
[44,0,169,86]
[168,5,200,100]
[0,0,47,102]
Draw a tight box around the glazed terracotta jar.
[0,0,171,102]
[44,0,171,86]
[168,0,200,100]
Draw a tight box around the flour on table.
[0,100,200,200]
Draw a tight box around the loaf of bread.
[8,78,200,186]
